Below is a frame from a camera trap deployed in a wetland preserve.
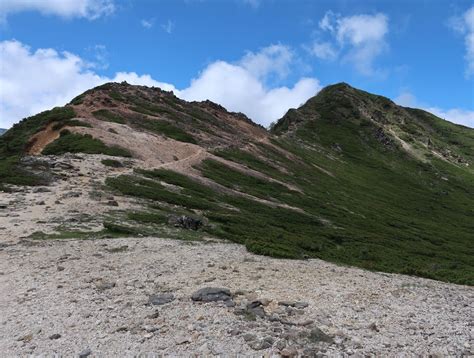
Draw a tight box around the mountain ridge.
[0,81,473,285]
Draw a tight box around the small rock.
[95,280,116,291]
[225,300,236,307]
[298,319,314,326]
[275,339,287,350]
[33,187,51,193]
[308,327,333,343]
[281,347,298,357]
[79,348,92,358]
[148,293,175,306]
[243,333,257,342]
[175,336,190,345]
[246,300,266,318]
[17,334,33,342]
[294,302,309,309]
[248,337,274,350]
[147,311,160,319]
[49,334,61,340]
[228,328,241,336]
[279,301,309,309]
[368,322,379,332]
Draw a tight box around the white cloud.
[0,40,177,128]
[239,44,293,80]
[0,41,321,128]
[449,6,474,77]
[0,0,114,21]
[336,14,388,46]
[394,91,474,128]
[308,41,338,61]
[161,19,174,34]
[311,11,389,75]
[141,19,154,29]
[179,60,320,126]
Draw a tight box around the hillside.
[0,129,6,136]
[0,82,473,285]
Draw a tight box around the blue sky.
[0,0,473,128]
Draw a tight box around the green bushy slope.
[2,82,473,284]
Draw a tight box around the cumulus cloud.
[448,6,474,77]
[239,44,293,80]
[394,91,474,128]
[179,61,320,125]
[0,0,114,22]
[0,41,321,128]
[311,11,389,75]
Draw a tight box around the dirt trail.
[27,123,61,155]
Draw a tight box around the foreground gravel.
[0,237,472,357]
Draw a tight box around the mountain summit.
[0,82,473,284]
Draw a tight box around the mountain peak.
[271,83,472,168]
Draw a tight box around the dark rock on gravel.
[191,287,232,302]
[246,300,266,318]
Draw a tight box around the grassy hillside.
[2,82,473,285]
[107,84,474,285]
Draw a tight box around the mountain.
[0,129,6,135]
[0,82,473,285]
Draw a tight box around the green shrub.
[131,118,197,144]
[42,132,132,157]
[92,109,127,124]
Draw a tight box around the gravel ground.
[0,236,472,357]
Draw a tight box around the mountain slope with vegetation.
[0,82,472,285]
